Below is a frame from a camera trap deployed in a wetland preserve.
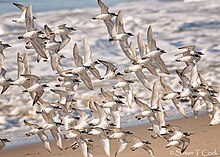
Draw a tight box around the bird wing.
[154,55,170,74]
[119,41,137,62]
[79,71,93,90]
[98,0,109,14]
[137,32,148,57]
[58,34,70,51]
[16,52,23,78]
[13,3,26,11]
[21,74,40,84]
[160,76,174,93]
[134,97,151,111]
[143,145,155,157]
[51,128,63,150]
[172,99,188,118]
[147,25,157,51]
[25,4,35,32]
[0,52,4,73]
[130,135,142,143]
[23,52,31,74]
[30,38,48,59]
[83,36,92,64]
[135,70,152,91]
[151,82,159,109]
[99,135,110,157]
[33,90,44,106]
[80,141,89,157]
[98,59,116,75]
[100,88,114,101]
[38,132,51,153]
[73,43,84,67]
[89,67,102,79]
[116,10,125,34]
[178,45,196,51]
[23,119,39,128]
[104,19,114,37]
[115,139,128,157]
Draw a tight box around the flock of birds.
[0,0,220,157]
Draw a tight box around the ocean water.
[0,0,220,150]
[0,0,140,14]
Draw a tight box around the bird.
[142,26,170,75]
[64,43,94,90]
[0,41,11,72]
[121,41,152,91]
[17,4,48,60]
[50,24,76,51]
[40,109,63,150]
[0,68,11,94]
[109,10,134,46]
[163,124,193,153]
[82,36,102,79]
[12,3,36,23]
[24,120,51,152]
[88,127,110,157]
[130,135,155,157]
[92,0,117,36]
[65,137,94,157]
[9,52,31,89]
[21,74,49,105]
[108,128,133,157]
[64,128,92,157]
[98,59,123,80]
[0,138,10,151]
[160,76,187,118]
[209,105,220,126]
[175,45,204,75]
[134,96,161,138]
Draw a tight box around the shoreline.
[1,114,220,157]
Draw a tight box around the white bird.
[51,24,76,51]
[64,128,91,157]
[134,96,161,138]
[0,138,10,151]
[73,108,90,131]
[92,0,117,36]
[175,45,203,75]
[160,76,187,118]
[65,43,93,90]
[142,26,170,75]
[0,68,11,94]
[130,135,155,157]
[163,124,193,153]
[22,74,49,105]
[88,127,110,157]
[108,128,132,157]
[209,105,220,126]
[137,32,158,76]
[0,41,11,72]
[24,120,51,153]
[98,59,123,80]
[89,102,109,130]
[65,137,94,157]
[109,10,134,46]
[17,5,48,60]
[41,110,63,150]
[10,52,31,89]
[82,37,102,79]
[12,3,36,23]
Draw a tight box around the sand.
[1,115,220,157]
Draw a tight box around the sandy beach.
[1,115,220,157]
[0,0,220,157]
